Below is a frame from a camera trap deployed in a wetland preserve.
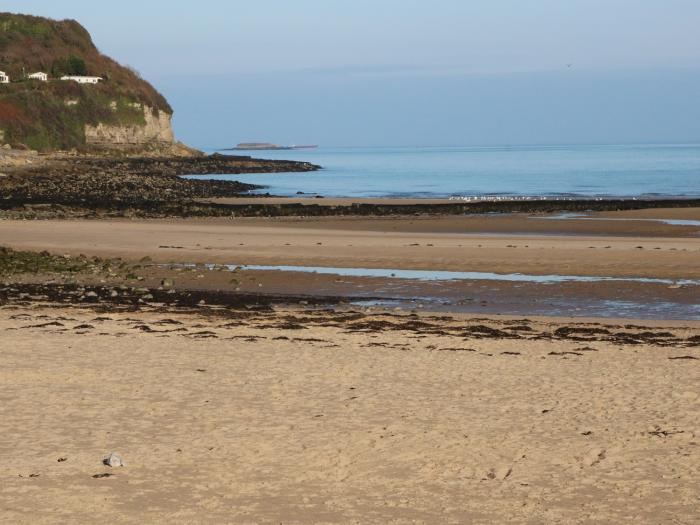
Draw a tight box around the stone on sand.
[103,452,126,467]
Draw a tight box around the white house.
[0,71,9,84]
[60,75,102,84]
[28,72,48,82]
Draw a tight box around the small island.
[229,142,318,151]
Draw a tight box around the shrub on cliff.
[51,55,88,76]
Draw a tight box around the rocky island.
[230,143,318,151]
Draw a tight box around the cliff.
[85,105,174,147]
[0,12,175,152]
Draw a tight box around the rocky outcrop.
[0,154,320,213]
[85,106,174,148]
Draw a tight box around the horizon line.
[201,141,700,151]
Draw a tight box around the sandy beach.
[1,206,699,523]
[1,301,698,523]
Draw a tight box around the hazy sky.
[6,1,700,147]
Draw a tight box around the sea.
[197,143,700,199]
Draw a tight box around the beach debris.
[103,452,126,468]
[161,278,174,288]
[548,351,583,357]
[93,473,114,479]
[648,427,685,438]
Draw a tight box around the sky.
[5,0,700,147]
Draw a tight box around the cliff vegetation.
[0,12,172,151]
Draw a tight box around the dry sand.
[1,303,698,524]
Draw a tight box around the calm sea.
[199,144,700,199]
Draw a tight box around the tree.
[51,55,88,76]
[68,55,87,75]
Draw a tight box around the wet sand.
[1,302,698,523]
[0,212,699,280]
[595,207,700,220]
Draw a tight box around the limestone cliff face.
[85,106,174,148]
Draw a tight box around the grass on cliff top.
[0,13,171,113]
[0,14,79,47]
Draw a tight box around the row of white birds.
[448,195,637,202]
